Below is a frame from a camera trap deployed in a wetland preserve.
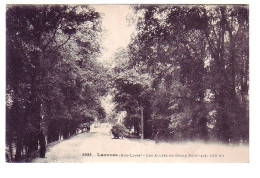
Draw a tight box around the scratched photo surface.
[6,4,249,163]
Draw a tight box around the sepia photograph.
[5,3,249,163]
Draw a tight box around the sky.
[92,5,136,63]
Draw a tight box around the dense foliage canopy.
[112,5,249,143]
[6,5,107,162]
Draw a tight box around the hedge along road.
[32,124,248,163]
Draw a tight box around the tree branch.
[55,35,71,49]
[42,28,58,51]
[42,14,63,51]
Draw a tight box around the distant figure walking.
[39,130,46,158]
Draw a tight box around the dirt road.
[32,125,248,163]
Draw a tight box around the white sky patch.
[92,5,136,63]
[101,94,115,114]
[100,94,127,123]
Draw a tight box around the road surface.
[32,124,248,163]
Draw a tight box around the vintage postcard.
[5,4,249,163]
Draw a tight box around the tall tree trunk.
[215,92,231,142]
[14,138,22,162]
[9,142,13,162]
[143,106,152,139]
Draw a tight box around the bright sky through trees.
[92,5,135,63]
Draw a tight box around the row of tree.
[6,5,107,162]
[112,5,249,143]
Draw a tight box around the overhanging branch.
[55,35,71,49]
